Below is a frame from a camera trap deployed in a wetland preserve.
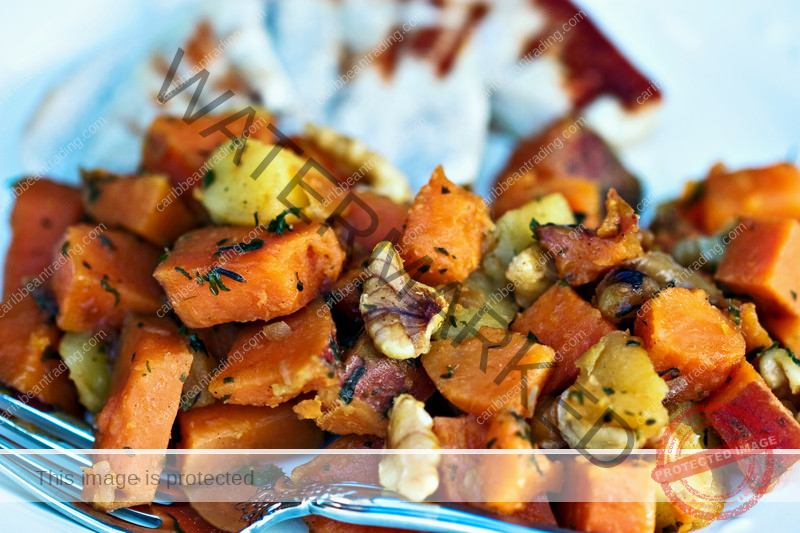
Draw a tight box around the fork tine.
[0,390,94,448]
[0,433,163,529]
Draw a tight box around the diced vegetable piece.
[537,189,643,286]
[303,516,414,533]
[400,166,492,285]
[480,409,563,514]
[421,327,555,418]
[482,193,575,282]
[83,316,193,511]
[492,170,602,228]
[634,288,746,403]
[493,117,641,217]
[3,179,83,296]
[739,302,773,353]
[558,331,668,449]
[434,271,517,341]
[141,110,275,194]
[293,334,434,437]
[716,217,800,317]
[555,457,657,533]
[0,297,79,412]
[655,402,725,533]
[337,191,410,258]
[511,283,616,394]
[292,435,385,485]
[51,225,163,333]
[510,493,558,529]
[692,163,800,233]
[194,139,322,226]
[81,170,199,246]
[705,361,800,477]
[154,223,344,328]
[208,299,337,406]
[432,415,488,502]
[58,332,111,413]
[179,341,219,411]
[763,312,800,354]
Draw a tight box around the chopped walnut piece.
[360,242,448,360]
[379,394,440,501]
[262,320,291,342]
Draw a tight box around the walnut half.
[360,242,448,360]
[379,394,441,501]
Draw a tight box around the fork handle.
[247,498,564,533]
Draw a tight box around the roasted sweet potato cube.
[292,435,384,485]
[0,297,78,412]
[52,225,163,333]
[81,170,199,246]
[555,458,657,533]
[293,334,435,437]
[3,179,83,297]
[421,327,555,418]
[695,163,800,233]
[739,302,773,353]
[705,361,800,478]
[400,166,492,285]
[716,217,800,318]
[634,287,745,403]
[83,316,193,510]
[154,223,344,328]
[141,110,275,193]
[511,283,616,394]
[208,300,338,406]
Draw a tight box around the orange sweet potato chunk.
[537,189,643,286]
[511,283,616,395]
[556,458,657,533]
[52,225,163,333]
[0,297,79,413]
[154,223,344,328]
[3,179,84,297]
[432,415,488,502]
[293,334,434,437]
[400,166,492,285]
[739,302,773,353]
[208,299,338,406]
[84,316,193,510]
[763,313,800,354]
[421,327,555,418]
[705,361,800,477]
[634,287,745,403]
[696,163,800,233]
[142,110,275,193]
[82,170,199,246]
[716,217,800,318]
[292,435,385,485]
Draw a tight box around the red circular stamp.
[652,403,775,521]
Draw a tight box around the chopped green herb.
[527,331,539,344]
[175,267,192,279]
[418,264,431,274]
[362,303,377,310]
[100,275,120,306]
[295,272,304,291]
[167,514,186,533]
[216,238,230,246]
[792,291,798,301]
[329,337,341,364]
[603,387,615,395]
[123,446,135,457]
[439,268,448,274]
[339,366,366,404]
[254,212,260,227]
[530,218,540,239]
[486,438,497,449]
[146,360,152,373]
[441,186,450,194]
[440,365,455,379]
[223,377,234,384]
[179,372,186,383]
[434,247,450,256]
[626,340,641,346]
[215,238,264,256]
[82,261,92,270]
[646,418,656,425]
[196,267,246,295]
[267,207,303,236]
[449,315,457,327]
[568,390,583,404]
[61,241,70,258]
[202,169,216,188]
[157,252,169,264]
[727,299,740,326]
[220,394,231,402]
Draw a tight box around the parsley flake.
[267,207,303,236]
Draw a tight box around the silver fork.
[238,481,569,533]
[0,388,167,531]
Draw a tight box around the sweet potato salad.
[3,111,800,533]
